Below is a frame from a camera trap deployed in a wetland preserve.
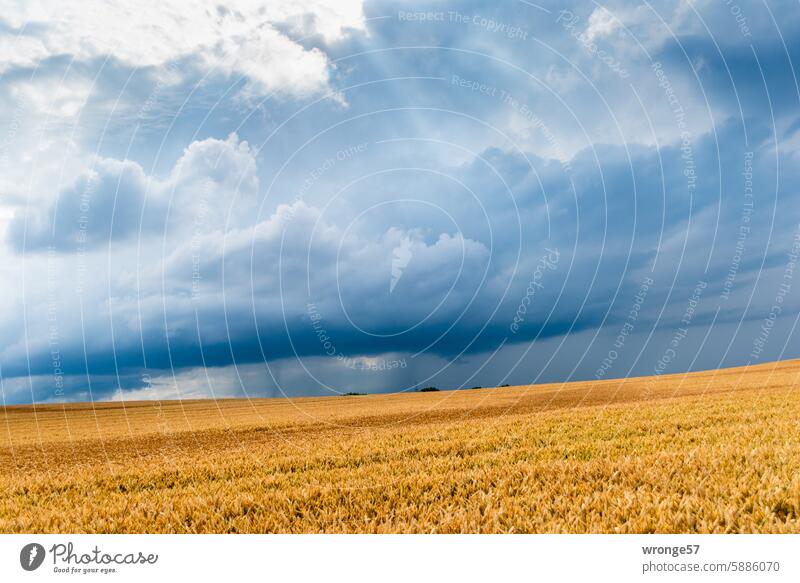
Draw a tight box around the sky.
[0,0,799,404]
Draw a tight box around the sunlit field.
[1,360,798,533]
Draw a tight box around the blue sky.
[1,0,799,403]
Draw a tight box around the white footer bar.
[1,534,797,582]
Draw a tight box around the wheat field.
[1,360,799,533]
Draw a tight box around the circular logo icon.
[20,543,46,571]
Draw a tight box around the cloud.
[583,7,621,42]
[9,76,91,118]
[8,133,259,252]
[2,0,800,404]
[4,108,800,403]
[0,0,365,99]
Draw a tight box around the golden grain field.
[1,360,799,533]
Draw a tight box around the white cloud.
[0,0,365,99]
[583,7,621,42]
[10,77,91,118]
[8,133,259,251]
